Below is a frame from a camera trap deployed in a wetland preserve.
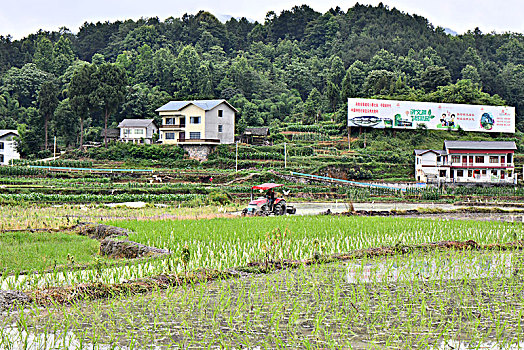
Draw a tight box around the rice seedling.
[3,248,523,349]
[1,209,524,349]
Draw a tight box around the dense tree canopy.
[0,3,522,155]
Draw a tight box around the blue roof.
[156,99,237,112]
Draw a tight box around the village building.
[156,100,236,145]
[415,140,517,184]
[117,119,158,144]
[100,128,120,143]
[240,127,270,145]
[0,130,20,165]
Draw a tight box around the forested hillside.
[0,3,523,156]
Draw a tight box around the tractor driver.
[267,189,275,211]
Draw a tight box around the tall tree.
[32,36,54,72]
[2,63,52,108]
[69,63,96,148]
[92,63,127,146]
[304,88,322,124]
[52,36,75,76]
[54,99,79,147]
[37,80,59,151]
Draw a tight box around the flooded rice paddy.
[2,249,524,349]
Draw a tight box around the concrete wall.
[0,134,20,165]
[181,144,216,161]
[205,103,235,144]
[415,152,439,182]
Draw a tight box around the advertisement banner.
[348,98,515,133]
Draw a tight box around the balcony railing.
[161,124,186,128]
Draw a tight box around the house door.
[179,132,185,142]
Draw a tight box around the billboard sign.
[348,98,515,133]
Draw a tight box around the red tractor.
[241,183,296,216]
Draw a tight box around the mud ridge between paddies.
[2,238,524,312]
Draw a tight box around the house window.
[165,118,175,125]
[218,125,223,133]
[475,156,484,163]
[134,129,144,135]
[190,116,201,124]
[501,156,505,164]
[439,170,447,178]
[189,132,201,139]
[457,170,464,177]
[489,156,498,163]
[165,132,176,140]
[0,142,3,150]
[492,170,498,176]
[451,155,460,163]
[468,170,473,177]
[482,170,487,176]
[218,110,223,117]
[0,154,3,164]
[508,154,513,163]
[462,155,467,163]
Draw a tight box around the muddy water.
[283,202,524,216]
[0,327,122,350]
[4,250,524,349]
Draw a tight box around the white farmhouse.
[156,100,237,145]
[117,119,158,144]
[0,130,20,165]
[415,141,517,184]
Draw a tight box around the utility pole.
[284,142,287,168]
[53,136,57,159]
[235,141,239,172]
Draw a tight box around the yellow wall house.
[156,100,237,145]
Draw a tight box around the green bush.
[65,143,187,162]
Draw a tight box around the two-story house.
[117,119,158,144]
[415,140,517,184]
[0,130,20,165]
[156,100,236,145]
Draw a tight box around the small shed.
[241,127,270,145]
[100,128,120,142]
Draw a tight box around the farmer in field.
[267,188,275,211]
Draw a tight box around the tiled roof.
[444,140,517,150]
[414,149,446,155]
[100,128,120,137]
[0,130,18,139]
[243,127,270,136]
[156,99,238,113]
[117,119,155,128]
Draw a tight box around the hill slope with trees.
[0,3,523,157]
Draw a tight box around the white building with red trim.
[415,141,517,184]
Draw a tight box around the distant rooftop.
[414,149,446,156]
[0,130,18,139]
[444,140,517,150]
[242,127,270,136]
[117,119,156,128]
[156,99,238,113]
